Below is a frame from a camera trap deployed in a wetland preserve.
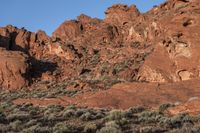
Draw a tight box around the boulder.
[0,48,30,90]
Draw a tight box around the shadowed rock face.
[1,0,200,114]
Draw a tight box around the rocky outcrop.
[138,0,200,82]
[0,48,30,90]
[52,20,84,42]
[0,25,51,59]
[0,0,200,100]
[105,4,140,25]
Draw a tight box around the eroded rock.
[0,48,30,90]
[105,4,140,25]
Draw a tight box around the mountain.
[1,0,200,132]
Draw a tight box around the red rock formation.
[52,20,83,42]
[1,0,200,116]
[0,48,30,90]
[0,25,50,59]
[138,0,200,82]
[105,4,140,25]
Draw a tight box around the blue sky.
[0,0,165,35]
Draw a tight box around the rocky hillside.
[0,0,200,117]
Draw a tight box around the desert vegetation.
[1,99,200,132]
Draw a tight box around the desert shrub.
[47,105,64,112]
[25,119,38,127]
[105,110,129,126]
[112,64,123,75]
[0,102,13,110]
[84,123,97,133]
[95,111,105,119]
[19,103,33,111]
[75,108,87,117]
[159,117,171,128]
[181,123,200,132]
[105,110,125,121]
[85,109,105,120]
[47,113,58,121]
[9,120,23,131]
[23,125,51,133]
[0,112,6,123]
[34,126,51,133]
[105,121,120,129]
[43,105,63,121]
[29,106,40,116]
[97,122,122,133]
[19,104,42,117]
[169,114,186,128]
[138,111,162,124]
[53,122,77,133]
[97,126,122,133]
[169,123,200,133]
[62,109,75,118]
[139,126,164,133]
[0,124,9,132]
[90,54,100,66]
[22,124,41,133]
[159,103,174,113]
[140,126,153,133]
[0,105,4,113]
[187,114,200,123]
[66,105,77,110]
[159,113,187,128]
[128,106,145,114]
[80,112,95,121]
[7,112,31,122]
